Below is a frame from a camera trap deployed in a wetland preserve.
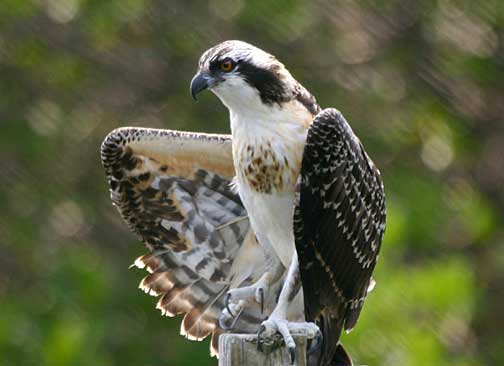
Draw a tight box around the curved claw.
[258,288,264,315]
[225,293,234,317]
[288,345,296,364]
[219,318,233,331]
[307,328,323,355]
[218,311,233,330]
[257,325,266,352]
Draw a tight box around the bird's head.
[190,40,314,114]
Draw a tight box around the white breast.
[228,102,312,267]
[239,187,296,267]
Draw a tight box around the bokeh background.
[1,0,503,365]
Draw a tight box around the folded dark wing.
[294,109,386,363]
[101,127,265,356]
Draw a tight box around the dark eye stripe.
[237,61,287,105]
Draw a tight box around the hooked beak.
[190,72,210,101]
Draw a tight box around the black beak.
[190,72,209,101]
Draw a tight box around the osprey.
[101,40,386,366]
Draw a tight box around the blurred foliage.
[1,0,503,365]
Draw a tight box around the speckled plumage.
[194,40,386,365]
[294,109,386,365]
[102,40,386,366]
[101,127,270,355]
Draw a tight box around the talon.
[257,325,266,352]
[225,293,234,317]
[258,288,264,315]
[288,345,296,364]
[218,312,232,330]
[307,328,323,355]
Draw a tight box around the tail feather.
[330,344,353,366]
[308,307,352,366]
[320,313,344,365]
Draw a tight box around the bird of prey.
[101,40,386,366]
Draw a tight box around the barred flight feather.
[101,127,267,356]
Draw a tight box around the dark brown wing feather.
[294,109,386,365]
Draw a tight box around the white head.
[190,40,320,116]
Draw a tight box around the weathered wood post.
[218,330,313,366]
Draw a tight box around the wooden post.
[218,331,312,366]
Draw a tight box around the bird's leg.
[222,258,284,319]
[225,271,271,316]
[257,251,320,364]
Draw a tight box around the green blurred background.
[1,0,503,365]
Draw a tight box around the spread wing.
[294,109,386,364]
[101,127,266,356]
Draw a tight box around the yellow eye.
[220,60,234,72]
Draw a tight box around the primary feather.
[101,127,269,355]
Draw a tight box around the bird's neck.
[229,99,313,140]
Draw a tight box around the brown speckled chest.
[235,141,300,194]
